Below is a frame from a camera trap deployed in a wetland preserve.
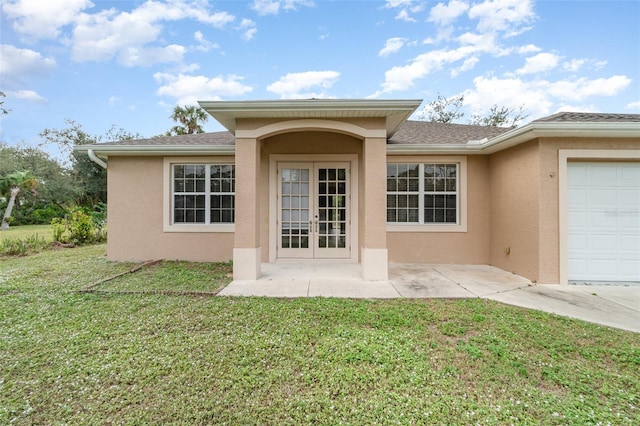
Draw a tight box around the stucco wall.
[106,156,234,262]
[488,140,541,281]
[387,155,492,264]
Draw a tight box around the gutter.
[75,145,236,157]
[88,149,107,169]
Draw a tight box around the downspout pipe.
[88,149,107,169]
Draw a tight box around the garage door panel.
[589,234,619,250]
[619,234,640,250]
[567,211,587,227]
[568,162,640,283]
[567,188,587,206]
[619,189,640,206]
[588,188,617,206]
[619,260,640,278]
[567,232,586,249]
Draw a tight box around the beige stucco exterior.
[107,157,234,262]
[93,101,639,285]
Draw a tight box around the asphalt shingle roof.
[389,121,511,145]
[533,112,640,123]
[89,112,640,148]
[96,131,235,146]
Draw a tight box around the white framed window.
[173,164,235,224]
[163,158,235,233]
[387,157,467,232]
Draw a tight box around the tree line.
[0,103,207,229]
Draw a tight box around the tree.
[417,93,465,123]
[167,105,208,135]
[40,120,141,205]
[1,170,38,230]
[471,104,529,128]
[0,144,82,224]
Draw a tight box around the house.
[76,99,640,285]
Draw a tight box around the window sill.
[386,223,467,233]
[163,224,235,233]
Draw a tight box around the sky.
[1,0,639,162]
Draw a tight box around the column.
[233,137,261,280]
[361,136,388,280]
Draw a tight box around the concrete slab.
[392,278,475,298]
[219,262,639,333]
[218,280,309,297]
[308,280,400,299]
[430,264,533,297]
[485,286,640,333]
[565,285,640,312]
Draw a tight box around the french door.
[277,162,350,259]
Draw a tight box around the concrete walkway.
[219,263,640,333]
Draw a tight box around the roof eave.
[198,99,423,137]
[74,144,236,157]
[387,122,639,155]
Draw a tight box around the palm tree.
[1,170,38,230]
[168,105,209,135]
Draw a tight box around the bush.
[50,206,107,245]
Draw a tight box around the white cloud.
[0,44,56,85]
[517,44,541,54]
[108,96,121,106]
[267,71,340,98]
[468,0,535,36]
[6,89,47,104]
[516,52,561,75]
[194,31,220,52]
[463,74,632,120]
[154,72,253,105]
[451,56,479,76]
[428,0,469,26]
[562,59,586,72]
[379,38,407,57]
[238,19,258,41]
[1,0,93,40]
[384,0,425,22]
[547,75,631,101]
[66,1,234,65]
[250,0,315,16]
[626,100,640,110]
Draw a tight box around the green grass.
[0,224,53,242]
[1,245,639,425]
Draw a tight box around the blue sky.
[1,0,639,161]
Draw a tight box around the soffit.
[198,99,422,137]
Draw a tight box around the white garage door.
[567,162,640,283]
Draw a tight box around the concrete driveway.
[219,263,640,333]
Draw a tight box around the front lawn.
[1,245,638,424]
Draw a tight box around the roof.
[95,131,234,146]
[389,121,510,145]
[533,112,640,123]
[75,108,640,157]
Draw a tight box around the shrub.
[0,234,48,256]
[50,206,107,245]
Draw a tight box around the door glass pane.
[317,167,347,250]
[281,168,310,249]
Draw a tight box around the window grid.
[173,164,235,224]
[387,163,458,224]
